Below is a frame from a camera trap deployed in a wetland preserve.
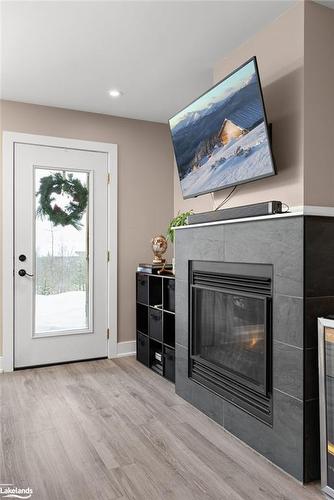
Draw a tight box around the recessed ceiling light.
[108,89,122,98]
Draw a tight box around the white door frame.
[2,131,118,371]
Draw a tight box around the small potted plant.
[166,210,193,274]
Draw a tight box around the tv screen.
[169,57,276,199]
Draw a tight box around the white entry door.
[14,143,108,368]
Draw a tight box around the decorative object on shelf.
[166,210,193,243]
[137,263,173,275]
[157,262,174,276]
[36,172,88,230]
[151,235,168,265]
[166,210,193,274]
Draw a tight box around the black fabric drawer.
[137,332,149,366]
[149,308,162,342]
[164,279,175,313]
[164,347,175,382]
[137,274,148,304]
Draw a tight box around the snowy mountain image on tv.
[169,58,275,198]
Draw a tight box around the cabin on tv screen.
[218,118,248,145]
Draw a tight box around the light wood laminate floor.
[0,357,322,500]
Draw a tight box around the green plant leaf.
[166,210,193,243]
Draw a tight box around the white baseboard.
[0,356,3,374]
[110,340,136,359]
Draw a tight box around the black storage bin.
[149,276,162,307]
[136,303,148,334]
[149,308,162,342]
[137,333,149,366]
[163,311,175,347]
[164,347,175,382]
[137,274,148,304]
[164,279,175,313]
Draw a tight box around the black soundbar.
[188,201,283,225]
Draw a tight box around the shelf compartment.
[163,278,175,313]
[137,332,149,366]
[137,273,149,305]
[164,346,175,382]
[149,276,163,307]
[163,311,175,347]
[150,339,163,375]
[137,303,148,335]
[149,307,162,342]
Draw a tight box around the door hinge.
[107,250,111,262]
[107,173,111,184]
[107,328,110,340]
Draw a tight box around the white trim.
[2,133,15,372]
[293,205,334,217]
[2,131,118,371]
[107,144,118,359]
[318,317,334,329]
[0,356,3,374]
[112,340,136,358]
[174,205,334,231]
[318,317,334,497]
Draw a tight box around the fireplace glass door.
[192,287,268,392]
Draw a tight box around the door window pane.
[34,168,90,334]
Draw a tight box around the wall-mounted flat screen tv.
[169,57,276,199]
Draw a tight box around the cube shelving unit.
[136,271,175,382]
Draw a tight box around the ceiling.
[1,1,298,123]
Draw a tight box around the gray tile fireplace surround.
[175,215,334,483]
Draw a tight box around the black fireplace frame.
[188,260,273,425]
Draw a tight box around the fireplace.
[189,261,273,424]
[175,216,327,481]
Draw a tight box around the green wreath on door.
[36,172,88,230]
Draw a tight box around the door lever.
[18,269,34,277]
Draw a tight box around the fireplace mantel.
[174,205,334,231]
[175,214,334,483]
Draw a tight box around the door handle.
[18,269,34,277]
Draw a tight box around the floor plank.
[0,357,322,500]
